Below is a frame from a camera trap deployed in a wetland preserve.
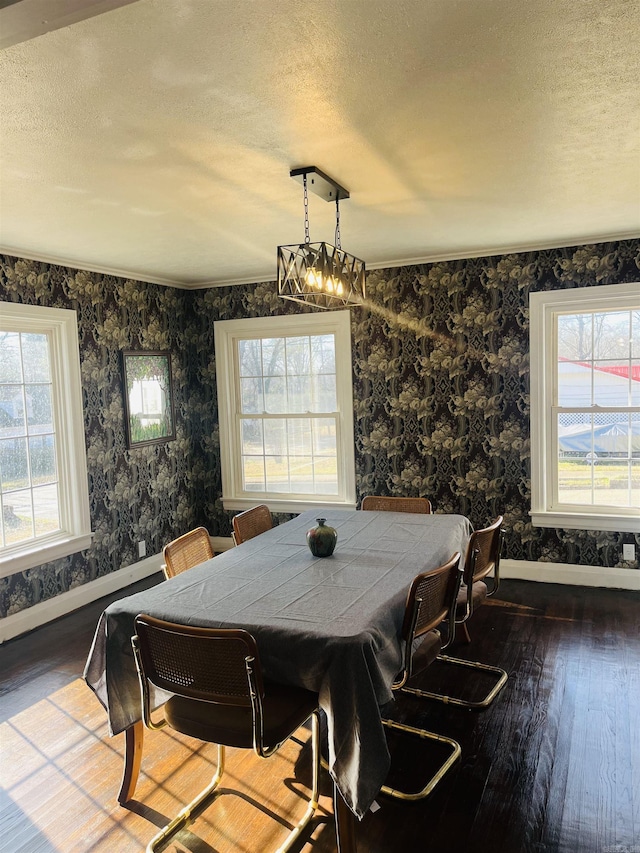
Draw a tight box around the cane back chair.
[162,526,214,579]
[361,495,432,514]
[232,504,273,545]
[131,615,321,853]
[401,516,508,710]
[380,551,462,801]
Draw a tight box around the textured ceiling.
[1,0,639,288]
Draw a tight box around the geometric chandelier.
[277,166,366,309]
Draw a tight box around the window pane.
[286,337,310,376]
[240,377,264,414]
[557,455,593,505]
[593,312,629,360]
[312,375,337,412]
[242,455,265,491]
[558,314,592,361]
[241,419,263,455]
[311,335,336,374]
[22,334,51,382]
[26,384,54,434]
[238,339,262,377]
[287,375,311,413]
[0,437,30,491]
[290,458,314,494]
[264,419,287,456]
[265,455,290,492]
[593,361,628,406]
[633,311,640,358]
[261,338,286,376]
[33,483,60,535]
[0,385,26,436]
[557,360,590,406]
[0,332,22,382]
[593,460,632,508]
[288,419,312,456]
[2,487,34,544]
[313,419,337,457]
[263,377,286,413]
[319,458,339,494]
[29,434,57,485]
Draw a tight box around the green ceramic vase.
[306,518,337,557]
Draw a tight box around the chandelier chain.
[303,173,310,244]
[335,198,341,249]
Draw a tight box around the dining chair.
[401,515,508,710]
[361,495,432,514]
[131,614,321,853]
[380,551,462,801]
[232,504,273,545]
[162,526,214,579]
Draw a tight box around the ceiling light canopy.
[277,167,366,309]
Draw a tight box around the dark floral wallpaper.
[1,239,639,618]
[0,258,196,617]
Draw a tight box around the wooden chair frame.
[162,526,213,579]
[232,504,273,545]
[361,495,432,514]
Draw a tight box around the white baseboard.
[0,553,164,644]
[500,559,640,590]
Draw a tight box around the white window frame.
[214,310,356,513]
[0,303,92,576]
[530,282,640,533]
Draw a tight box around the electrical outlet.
[622,543,635,562]
[138,540,146,558]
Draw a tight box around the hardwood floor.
[1,576,638,852]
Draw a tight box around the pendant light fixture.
[277,167,366,309]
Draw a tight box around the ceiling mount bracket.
[290,167,350,202]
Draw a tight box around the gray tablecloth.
[84,508,471,818]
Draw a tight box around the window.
[0,303,91,575]
[214,311,356,512]
[530,282,640,532]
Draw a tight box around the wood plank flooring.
[1,575,638,852]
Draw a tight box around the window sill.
[0,532,94,578]
[222,497,357,514]
[530,511,640,533]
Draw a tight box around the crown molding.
[2,230,639,291]
[0,246,189,288]
[364,230,640,273]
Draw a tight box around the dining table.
[84,507,472,852]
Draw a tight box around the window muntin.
[530,283,640,533]
[0,303,91,575]
[215,311,355,512]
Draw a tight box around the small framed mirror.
[122,350,175,448]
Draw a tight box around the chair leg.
[402,654,508,710]
[148,716,320,853]
[379,718,461,801]
[275,710,321,853]
[148,743,226,852]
